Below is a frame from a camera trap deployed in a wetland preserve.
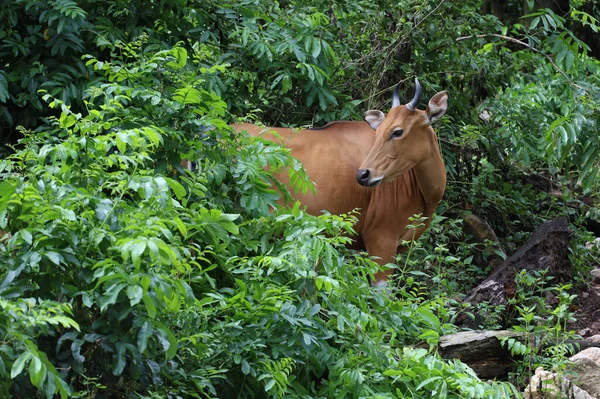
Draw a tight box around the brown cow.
[234,79,447,287]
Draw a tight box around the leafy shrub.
[2,1,600,398]
[0,40,521,398]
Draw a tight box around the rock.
[524,348,600,398]
[568,348,600,397]
[461,218,572,328]
[571,348,600,364]
[579,328,593,338]
[478,109,491,123]
[588,238,600,250]
[524,367,595,399]
[590,267,600,283]
[588,335,600,343]
[569,358,600,397]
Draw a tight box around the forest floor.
[571,270,600,337]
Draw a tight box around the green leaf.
[418,329,440,342]
[416,376,443,391]
[241,359,250,375]
[155,323,178,359]
[418,307,440,330]
[173,87,202,105]
[220,213,240,222]
[99,282,126,312]
[302,332,313,346]
[45,251,62,265]
[582,168,598,191]
[557,125,568,144]
[165,328,178,359]
[174,217,188,237]
[311,38,322,58]
[167,47,188,69]
[317,89,326,111]
[546,14,557,29]
[309,303,320,316]
[166,177,186,200]
[50,316,80,331]
[383,369,404,376]
[0,181,15,212]
[127,285,143,306]
[0,72,8,103]
[55,373,71,399]
[138,321,153,353]
[28,356,44,386]
[20,229,33,245]
[564,51,575,71]
[112,343,126,375]
[271,74,284,90]
[143,126,163,146]
[130,241,146,269]
[11,351,32,379]
[530,17,540,30]
[142,293,157,318]
[220,221,239,235]
[265,379,276,392]
[59,112,78,129]
[282,75,292,93]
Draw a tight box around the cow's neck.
[412,134,446,216]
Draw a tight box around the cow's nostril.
[356,169,370,184]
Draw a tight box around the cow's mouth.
[365,176,384,187]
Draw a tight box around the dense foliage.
[1,0,599,398]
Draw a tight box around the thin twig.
[386,0,447,55]
[369,0,448,107]
[365,77,412,104]
[344,0,447,78]
[456,33,583,90]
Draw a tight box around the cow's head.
[356,79,448,187]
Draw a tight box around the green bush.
[1,0,600,397]
[0,41,521,398]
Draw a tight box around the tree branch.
[456,33,583,90]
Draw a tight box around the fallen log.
[439,330,600,380]
[439,330,521,379]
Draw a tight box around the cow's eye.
[391,128,404,138]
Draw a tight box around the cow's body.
[232,93,446,286]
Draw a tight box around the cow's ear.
[364,110,385,130]
[425,91,448,125]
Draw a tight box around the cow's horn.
[405,78,421,111]
[391,82,401,108]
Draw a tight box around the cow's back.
[232,122,376,218]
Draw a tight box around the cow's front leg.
[364,235,398,288]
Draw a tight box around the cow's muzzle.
[356,169,383,187]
